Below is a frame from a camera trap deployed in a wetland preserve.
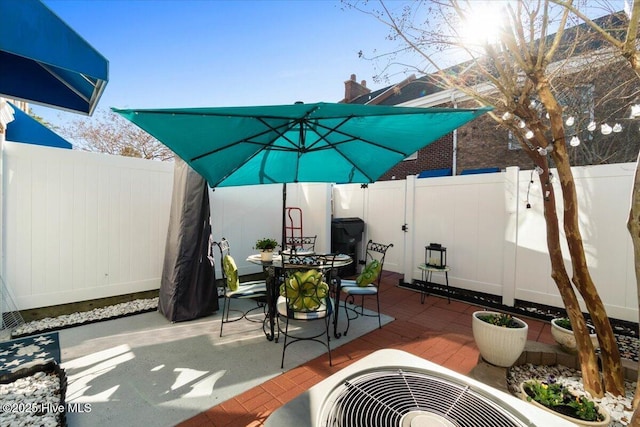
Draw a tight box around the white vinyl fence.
[2,141,638,323]
[2,142,174,309]
[335,164,638,322]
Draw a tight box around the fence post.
[502,166,520,307]
[402,175,416,283]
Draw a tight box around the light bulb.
[565,116,575,126]
[630,104,640,119]
[535,166,544,175]
[601,124,612,135]
[502,111,512,121]
[537,147,548,155]
[530,100,537,108]
[518,120,526,128]
[569,136,580,147]
[525,130,534,139]
[613,123,623,133]
[587,121,596,132]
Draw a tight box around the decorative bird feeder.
[425,243,447,269]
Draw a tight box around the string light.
[587,121,596,131]
[565,116,575,126]
[502,111,512,120]
[535,165,544,175]
[601,124,612,135]
[525,129,534,139]
[537,145,553,155]
[518,120,526,128]
[613,123,623,133]
[569,136,580,146]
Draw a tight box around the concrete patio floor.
[178,271,557,427]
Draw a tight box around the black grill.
[320,369,527,427]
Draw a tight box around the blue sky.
[33,0,400,127]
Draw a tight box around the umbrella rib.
[205,119,305,187]
[310,118,410,157]
[304,116,412,182]
[191,120,298,162]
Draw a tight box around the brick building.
[339,74,533,180]
[339,13,640,181]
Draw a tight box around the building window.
[508,131,521,150]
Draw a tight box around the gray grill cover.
[158,158,218,321]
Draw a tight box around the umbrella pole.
[282,183,287,251]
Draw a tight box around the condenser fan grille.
[320,369,527,427]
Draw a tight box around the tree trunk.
[631,406,640,427]
[537,167,603,396]
[536,81,625,396]
[627,151,640,409]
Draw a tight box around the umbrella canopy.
[113,102,490,188]
[0,0,109,115]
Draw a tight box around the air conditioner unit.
[266,349,576,426]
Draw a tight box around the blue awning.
[5,103,72,149]
[0,0,109,115]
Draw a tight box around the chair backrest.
[360,240,393,286]
[212,237,238,291]
[280,254,336,313]
[284,235,317,253]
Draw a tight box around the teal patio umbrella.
[113,102,490,244]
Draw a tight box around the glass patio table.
[246,253,353,341]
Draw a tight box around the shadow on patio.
[178,271,556,427]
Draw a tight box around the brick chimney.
[342,74,371,103]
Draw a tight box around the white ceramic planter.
[260,249,274,262]
[472,310,528,367]
[519,380,610,427]
[550,318,599,354]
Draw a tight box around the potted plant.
[520,377,610,426]
[472,310,528,367]
[550,317,599,354]
[255,237,279,262]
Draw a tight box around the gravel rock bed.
[0,362,67,427]
[11,297,159,338]
[508,363,635,426]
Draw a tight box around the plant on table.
[255,238,279,251]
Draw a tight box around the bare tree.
[547,0,640,419]
[59,109,173,161]
[346,0,630,398]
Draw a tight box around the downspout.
[451,92,458,176]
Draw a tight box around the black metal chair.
[339,240,393,336]
[277,253,336,368]
[214,237,267,337]
[284,235,317,253]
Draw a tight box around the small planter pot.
[472,311,528,367]
[519,380,610,427]
[260,249,274,262]
[550,318,599,354]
